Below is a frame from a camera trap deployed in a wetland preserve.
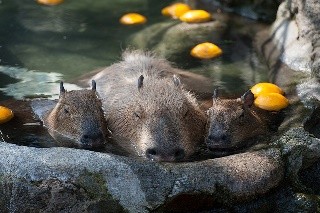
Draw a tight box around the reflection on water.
[0,66,81,100]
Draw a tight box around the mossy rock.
[129,20,226,64]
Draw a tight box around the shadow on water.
[0,99,56,148]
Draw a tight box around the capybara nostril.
[173,148,185,161]
[207,134,215,141]
[146,148,158,159]
[80,131,105,148]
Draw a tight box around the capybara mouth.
[80,140,106,151]
[205,139,234,151]
[207,146,236,152]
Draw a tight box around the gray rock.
[273,128,320,184]
[0,142,283,212]
[255,1,320,109]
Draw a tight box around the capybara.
[91,50,207,161]
[33,81,109,150]
[206,90,283,154]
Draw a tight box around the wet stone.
[0,142,284,212]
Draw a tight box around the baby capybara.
[38,81,109,149]
[206,90,283,155]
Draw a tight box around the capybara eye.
[64,108,69,114]
[134,111,141,119]
[184,109,189,118]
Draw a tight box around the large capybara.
[32,81,110,150]
[206,90,284,155]
[91,50,207,161]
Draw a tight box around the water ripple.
[0,66,82,100]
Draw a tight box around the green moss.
[76,170,128,213]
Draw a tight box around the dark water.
[0,0,269,147]
[0,0,173,100]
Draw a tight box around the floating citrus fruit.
[190,42,222,59]
[254,93,289,111]
[161,3,191,19]
[0,106,14,124]
[119,13,147,25]
[179,10,212,23]
[251,82,284,98]
[37,0,64,6]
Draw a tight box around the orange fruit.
[190,42,222,59]
[0,106,14,124]
[254,93,289,111]
[179,10,212,23]
[251,83,284,98]
[37,0,64,6]
[119,13,147,25]
[161,3,191,19]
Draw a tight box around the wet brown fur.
[44,86,109,149]
[206,91,283,153]
[91,50,207,161]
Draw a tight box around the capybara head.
[45,81,109,149]
[112,75,207,162]
[206,90,268,152]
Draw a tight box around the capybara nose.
[80,131,105,148]
[146,148,185,162]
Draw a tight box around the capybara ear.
[212,88,219,100]
[173,75,181,87]
[138,75,144,91]
[241,90,254,108]
[91,80,96,91]
[60,81,66,94]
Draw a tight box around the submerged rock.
[129,20,226,64]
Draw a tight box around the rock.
[272,127,320,193]
[129,20,226,64]
[255,0,320,109]
[0,142,283,212]
[192,0,281,22]
[300,159,320,195]
[253,0,320,206]
[232,186,319,212]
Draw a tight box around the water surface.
[0,0,269,147]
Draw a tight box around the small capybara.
[206,90,283,155]
[33,81,109,150]
[91,50,207,161]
